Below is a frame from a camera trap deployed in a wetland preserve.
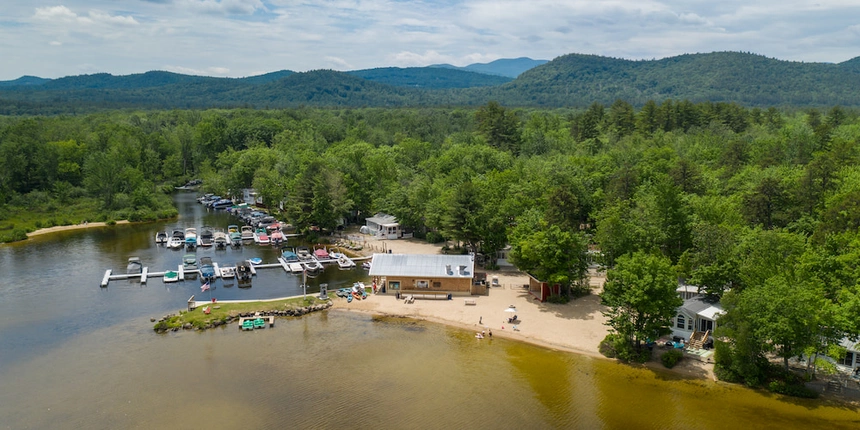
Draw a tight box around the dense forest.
[2,99,859,396]
[2,52,860,114]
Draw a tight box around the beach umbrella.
[504,305,517,313]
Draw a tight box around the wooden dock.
[247,259,257,275]
[177,264,184,281]
[212,262,221,279]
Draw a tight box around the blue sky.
[2,1,859,80]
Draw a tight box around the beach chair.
[507,315,518,323]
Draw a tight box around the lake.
[0,193,857,429]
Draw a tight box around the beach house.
[671,293,724,349]
[365,213,401,239]
[369,253,479,297]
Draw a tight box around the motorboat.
[213,230,229,249]
[254,228,270,245]
[237,261,253,286]
[361,261,371,270]
[168,230,185,249]
[163,270,179,283]
[337,254,356,269]
[296,246,312,261]
[241,226,255,241]
[182,253,198,271]
[155,231,168,244]
[270,230,285,246]
[227,225,240,235]
[230,231,243,247]
[184,227,197,249]
[303,259,322,273]
[127,257,142,274]
[199,256,216,282]
[199,227,214,247]
[281,249,299,263]
[219,264,236,278]
[210,199,234,209]
[313,247,330,261]
[248,257,262,265]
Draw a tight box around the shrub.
[426,231,445,243]
[0,228,28,243]
[106,220,117,226]
[547,294,570,304]
[599,334,650,362]
[34,220,43,229]
[661,349,684,368]
[767,380,819,399]
[714,364,742,383]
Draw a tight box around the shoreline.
[331,235,717,381]
[26,220,131,237]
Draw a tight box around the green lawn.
[154,295,334,331]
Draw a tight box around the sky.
[1,1,860,80]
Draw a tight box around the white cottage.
[365,213,401,239]
[671,296,724,349]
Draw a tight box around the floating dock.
[99,251,365,287]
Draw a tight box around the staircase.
[688,330,709,349]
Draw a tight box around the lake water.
[1,193,858,429]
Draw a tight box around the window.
[676,315,685,329]
[389,281,400,290]
[416,280,429,288]
[433,281,442,288]
[700,319,714,332]
[839,351,855,366]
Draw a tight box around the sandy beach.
[26,220,130,237]
[334,235,716,379]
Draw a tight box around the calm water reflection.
[0,193,858,428]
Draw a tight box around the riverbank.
[26,220,131,237]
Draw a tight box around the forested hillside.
[1,52,859,113]
[2,100,859,395]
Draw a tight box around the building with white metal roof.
[369,253,479,296]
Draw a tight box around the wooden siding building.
[368,254,480,296]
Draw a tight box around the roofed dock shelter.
[369,253,483,296]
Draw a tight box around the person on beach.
[488,329,492,338]
[479,316,482,325]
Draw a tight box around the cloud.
[164,65,231,75]
[323,56,352,70]
[4,0,860,80]
[33,5,139,27]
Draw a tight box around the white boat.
[155,231,168,244]
[270,230,285,246]
[337,254,356,269]
[303,259,322,272]
[296,246,312,261]
[214,230,229,249]
[253,228,270,245]
[241,226,255,241]
[219,264,236,278]
[167,230,185,249]
[127,257,142,274]
[185,228,197,249]
[163,270,179,283]
[330,248,355,269]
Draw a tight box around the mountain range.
[1,52,859,114]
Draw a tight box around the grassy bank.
[0,194,178,243]
[154,295,334,331]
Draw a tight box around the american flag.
[201,282,210,292]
